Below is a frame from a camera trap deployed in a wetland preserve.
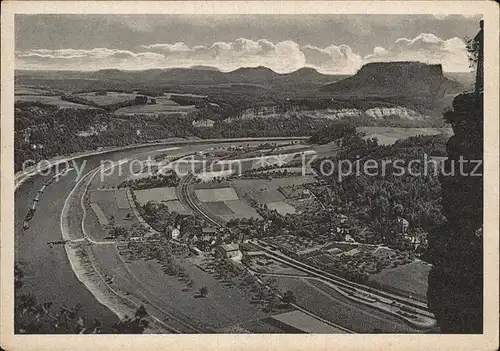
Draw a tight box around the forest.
[309,134,448,249]
[14,101,347,171]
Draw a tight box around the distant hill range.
[320,62,464,97]
[15,66,348,92]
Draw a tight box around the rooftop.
[220,243,239,252]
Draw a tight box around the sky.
[15,14,483,74]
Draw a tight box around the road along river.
[15,138,303,332]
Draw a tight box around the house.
[397,217,409,234]
[327,247,343,256]
[171,228,180,240]
[344,234,355,243]
[343,248,360,257]
[215,243,241,259]
[338,214,348,224]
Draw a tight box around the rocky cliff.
[426,91,483,333]
[321,61,463,97]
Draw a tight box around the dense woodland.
[309,134,447,248]
[14,101,351,171]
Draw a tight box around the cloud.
[141,38,306,73]
[15,34,471,73]
[363,33,471,72]
[15,48,166,70]
[15,38,358,74]
[301,44,362,74]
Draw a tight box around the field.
[204,201,234,216]
[358,127,453,145]
[91,244,271,330]
[163,200,192,215]
[15,86,55,95]
[271,310,346,333]
[238,318,303,333]
[14,95,95,109]
[134,187,178,205]
[89,190,133,229]
[114,190,130,209]
[266,201,296,215]
[227,310,343,333]
[222,200,262,220]
[76,91,137,105]
[246,188,286,204]
[114,96,195,115]
[268,276,419,333]
[231,177,316,204]
[195,188,239,202]
[369,260,431,299]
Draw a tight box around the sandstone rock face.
[321,61,463,97]
[427,92,483,333]
[364,106,425,120]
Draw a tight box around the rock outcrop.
[321,61,463,97]
[426,91,483,333]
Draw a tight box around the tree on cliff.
[464,20,483,68]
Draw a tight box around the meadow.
[358,127,453,145]
[76,91,138,105]
[114,96,196,115]
[14,95,95,109]
[134,187,178,205]
[368,260,431,300]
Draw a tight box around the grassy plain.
[221,200,262,220]
[114,96,195,115]
[358,127,453,145]
[195,188,239,202]
[76,92,137,104]
[134,187,178,205]
[266,201,296,215]
[369,260,431,299]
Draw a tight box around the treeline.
[308,124,357,144]
[61,94,149,112]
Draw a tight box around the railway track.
[178,173,224,228]
[253,241,432,316]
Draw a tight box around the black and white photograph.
[1,2,499,350]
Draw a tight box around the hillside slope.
[321,62,463,97]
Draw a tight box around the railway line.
[252,241,432,316]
